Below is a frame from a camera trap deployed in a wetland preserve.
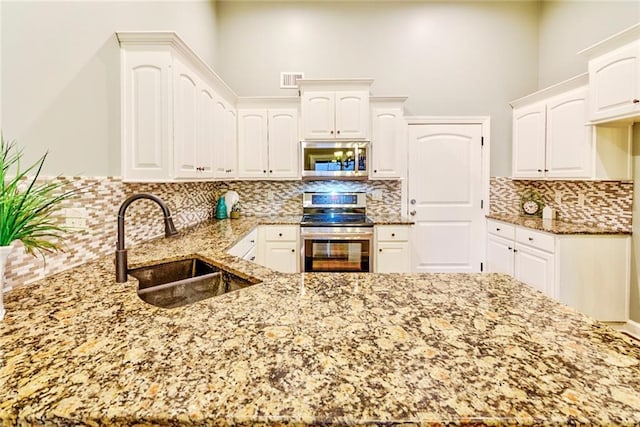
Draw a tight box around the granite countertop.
[1,217,639,426]
[486,213,631,235]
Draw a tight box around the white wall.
[1,0,218,176]
[215,1,539,177]
[538,0,640,89]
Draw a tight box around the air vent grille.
[280,72,304,89]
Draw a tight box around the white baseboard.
[621,319,640,341]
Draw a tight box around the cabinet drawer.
[487,220,515,240]
[228,229,257,257]
[516,227,555,253]
[264,225,298,241]
[376,226,410,242]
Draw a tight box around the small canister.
[542,206,555,220]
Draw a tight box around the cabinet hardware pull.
[496,228,500,231]
[544,169,549,172]
[410,210,416,216]
[537,169,542,172]
[513,249,518,253]
[291,249,295,252]
[330,130,334,134]
[337,130,341,134]
[528,237,533,241]
[508,246,512,250]
[263,170,267,173]
[391,233,395,237]
[269,170,273,173]
[279,233,283,237]
[250,240,255,244]
[374,170,377,173]
[633,99,640,104]
[410,199,416,205]
[250,256,255,261]
[379,248,383,252]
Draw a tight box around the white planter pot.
[0,245,13,320]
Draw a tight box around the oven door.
[300,227,373,273]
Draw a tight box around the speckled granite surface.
[366,214,414,225]
[487,213,632,235]
[1,217,639,426]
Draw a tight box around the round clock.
[522,200,540,215]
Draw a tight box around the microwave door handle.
[302,232,373,240]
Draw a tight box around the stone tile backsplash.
[490,177,633,232]
[3,177,401,290]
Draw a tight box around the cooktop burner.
[300,213,373,227]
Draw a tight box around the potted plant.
[0,136,78,320]
[230,201,242,219]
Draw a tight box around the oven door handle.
[301,232,373,240]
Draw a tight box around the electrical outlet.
[65,207,88,229]
[267,191,275,201]
[577,193,585,207]
[555,191,562,204]
[371,189,383,201]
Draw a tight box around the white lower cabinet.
[486,219,630,321]
[227,228,258,262]
[257,225,299,273]
[374,225,412,273]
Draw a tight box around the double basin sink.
[130,258,261,309]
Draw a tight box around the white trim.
[578,22,640,59]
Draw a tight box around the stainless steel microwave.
[300,141,369,180]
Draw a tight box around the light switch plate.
[371,189,383,201]
[65,207,88,229]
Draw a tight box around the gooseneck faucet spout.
[115,193,179,283]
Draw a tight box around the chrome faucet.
[115,193,178,283]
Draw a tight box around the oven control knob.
[410,210,416,216]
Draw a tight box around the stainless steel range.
[300,192,373,272]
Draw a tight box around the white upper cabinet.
[512,101,546,178]
[511,74,631,180]
[212,99,237,179]
[121,49,172,181]
[173,57,214,179]
[237,104,299,179]
[118,32,238,182]
[579,23,640,123]
[370,97,407,179]
[298,79,373,140]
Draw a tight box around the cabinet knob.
[633,99,640,104]
[330,130,334,134]
[379,248,383,252]
[410,199,416,205]
[513,249,518,253]
[279,233,283,237]
[537,169,542,172]
[410,210,416,216]
[496,228,501,231]
[508,246,512,250]
[250,240,255,244]
[391,233,395,237]
[528,237,533,241]
[544,169,549,172]
[337,130,341,134]
[269,170,273,173]
[374,170,377,173]
[263,170,267,173]
[291,249,295,253]
[250,256,255,261]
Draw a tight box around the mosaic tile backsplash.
[2,177,401,290]
[490,177,633,232]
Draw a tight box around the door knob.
[410,210,416,216]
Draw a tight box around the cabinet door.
[514,244,555,299]
[512,102,546,178]
[301,91,335,139]
[371,108,404,179]
[589,41,640,122]
[545,87,591,178]
[267,109,299,179]
[173,58,200,178]
[376,242,411,273]
[223,107,238,179]
[195,85,215,177]
[237,109,268,178]
[122,50,172,181]
[335,91,370,139]
[486,234,514,275]
[263,242,298,273]
[212,99,237,179]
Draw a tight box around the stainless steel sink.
[130,258,260,308]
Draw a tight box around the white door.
[301,91,335,139]
[514,244,555,298]
[237,109,268,178]
[408,124,484,273]
[335,91,369,139]
[486,234,514,275]
[545,86,591,179]
[267,109,299,179]
[512,102,546,178]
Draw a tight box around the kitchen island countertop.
[487,213,631,235]
[0,217,639,426]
